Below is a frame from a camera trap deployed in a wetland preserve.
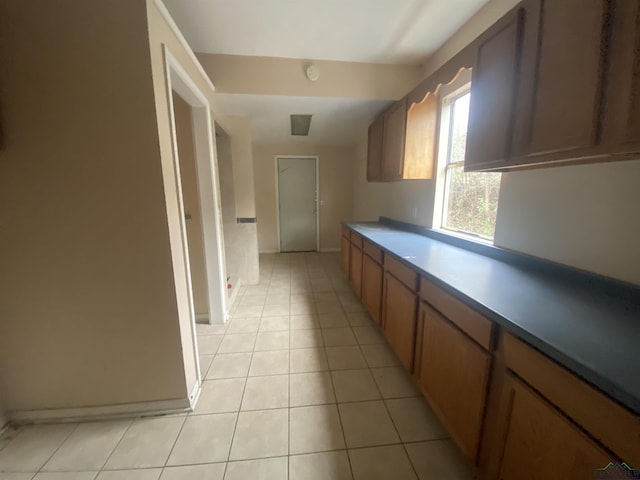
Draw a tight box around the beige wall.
[173,93,209,316]
[352,0,640,286]
[223,115,257,218]
[199,54,423,100]
[214,116,260,285]
[254,144,356,253]
[0,0,190,413]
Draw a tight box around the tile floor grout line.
[31,421,80,475]
[160,412,189,472]
[222,348,253,475]
[354,300,424,480]
[326,349,356,480]
[287,306,292,480]
[90,417,134,476]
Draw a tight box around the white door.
[277,157,317,252]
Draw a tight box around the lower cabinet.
[416,302,491,462]
[362,254,383,325]
[382,272,418,371]
[492,373,610,480]
[341,226,637,479]
[341,235,350,277]
[349,243,363,299]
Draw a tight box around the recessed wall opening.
[214,122,242,306]
[165,52,228,330]
[172,91,210,323]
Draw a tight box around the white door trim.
[274,155,320,252]
[162,45,228,404]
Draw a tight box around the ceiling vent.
[290,114,312,136]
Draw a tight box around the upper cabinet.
[367,95,437,182]
[368,0,640,175]
[513,0,607,160]
[466,0,640,171]
[405,92,439,179]
[465,6,526,171]
[366,115,384,181]
[601,0,640,153]
[382,99,408,180]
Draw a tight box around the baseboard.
[258,250,279,254]
[195,313,209,323]
[8,395,194,425]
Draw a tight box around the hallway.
[0,253,471,480]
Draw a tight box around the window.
[435,88,501,241]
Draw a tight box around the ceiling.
[215,94,391,146]
[163,0,489,64]
[163,0,490,145]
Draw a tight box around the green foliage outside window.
[442,92,501,240]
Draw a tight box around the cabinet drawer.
[341,236,350,277]
[350,232,363,249]
[349,243,363,298]
[504,333,640,465]
[419,278,493,350]
[384,255,417,291]
[341,226,351,239]
[363,240,383,264]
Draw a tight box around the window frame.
[433,83,500,244]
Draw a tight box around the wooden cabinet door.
[465,5,525,171]
[349,244,363,299]
[341,235,350,277]
[513,0,608,160]
[381,99,407,180]
[417,303,491,462]
[382,272,417,371]
[367,115,384,181]
[362,254,383,325]
[601,0,640,152]
[494,374,610,480]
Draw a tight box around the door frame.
[274,155,320,252]
[161,45,229,404]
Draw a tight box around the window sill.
[433,227,494,246]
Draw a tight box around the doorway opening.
[162,47,228,405]
[164,48,228,333]
[276,156,319,252]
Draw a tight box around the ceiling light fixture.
[290,114,312,136]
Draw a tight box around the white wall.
[495,160,640,284]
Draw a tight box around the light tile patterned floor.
[0,253,473,480]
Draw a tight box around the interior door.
[277,157,317,252]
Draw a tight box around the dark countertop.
[344,221,640,414]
